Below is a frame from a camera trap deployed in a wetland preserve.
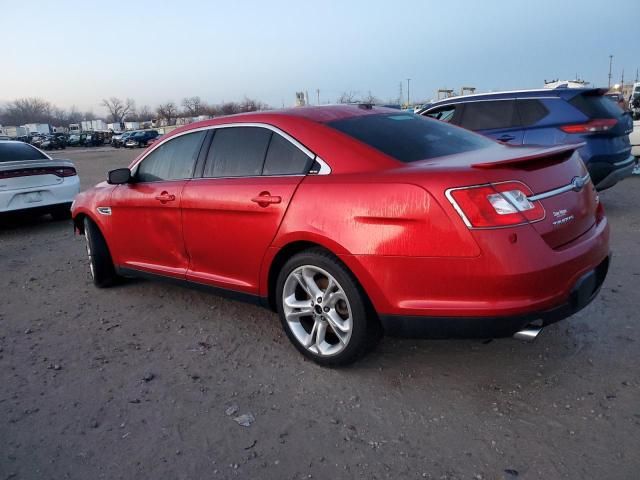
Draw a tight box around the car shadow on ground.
[0,212,72,232]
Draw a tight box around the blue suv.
[417,88,635,190]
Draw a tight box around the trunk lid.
[473,144,597,249]
[409,143,598,249]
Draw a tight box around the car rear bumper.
[342,212,609,333]
[379,255,609,338]
[591,155,636,190]
[0,176,80,213]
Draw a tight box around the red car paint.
[72,106,609,335]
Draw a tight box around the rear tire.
[83,218,118,288]
[276,248,381,366]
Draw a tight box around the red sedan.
[71,105,610,365]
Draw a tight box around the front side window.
[263,133,312,175]
[203,127,271,178]
[327,113,493,163]
[136,130,206,182]
[459,100,519,130]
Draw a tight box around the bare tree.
[156,102,178,125]
[238,97,269,112]
[101,97,135,123]
[337,91,359,104]
[182,96,206,116]
[67,106,83,124]
[361,91,379,105]
[128,105,152,122]
[0,97,53,125]
[220,102,240,115]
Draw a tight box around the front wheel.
[83,218,118,288]
[276,248,381,366]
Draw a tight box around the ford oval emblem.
[571,176,585,192]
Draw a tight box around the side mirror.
[108,168,132,185]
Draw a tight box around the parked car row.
[111,129,160,148]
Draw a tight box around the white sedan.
[631,120,640,174]
[0,140,80,219]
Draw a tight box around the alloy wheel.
[282,265,353,356]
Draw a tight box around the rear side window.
[569,93,623,119]
[327,113,493,163]
[263,134,312,175]
[459,100,519,130]
[204,127,271,178]
[516,99,549,126]
[0,142,47,162]
[136,130,206,182]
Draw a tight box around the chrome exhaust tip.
[513,326,543,342]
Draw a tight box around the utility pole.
[608,55,614,88]
[398,82,403,106]
[316,89,320,105]
[407,78,411,107]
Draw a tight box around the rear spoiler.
[472,143,585,169]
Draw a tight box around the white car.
[0,140,80,218]
[630,120,640,174]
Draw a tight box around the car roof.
[422,87,604,109]
[187,104,403,127]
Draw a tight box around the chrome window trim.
[421,96,561,115]
[130,122,331,178]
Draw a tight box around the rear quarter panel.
[272,174,480,258]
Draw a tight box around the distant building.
[544,79,590,89]
[295,92,307,107]
[80,119,108,131]
[23,123,51,134]
[0,125,28,137]
[107,122,124,132]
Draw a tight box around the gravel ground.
[1,147,639,480]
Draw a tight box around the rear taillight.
[560,118,617,134]
[54,167,77,177]
[0,166,77,180]
[446,181,545,228]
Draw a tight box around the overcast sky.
[2,0,638,114]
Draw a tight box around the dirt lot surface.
[1,147,639,480]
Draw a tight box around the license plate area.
[24,191,43,203]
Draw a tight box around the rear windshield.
[570,93,623,119]
[0,142,47,162]
[327,113,493,162]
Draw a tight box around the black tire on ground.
[275,248,382,367]
[50,203,72,221]
[83,217,118,288]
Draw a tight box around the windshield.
[0,142,48,162]
[326,113,494,163]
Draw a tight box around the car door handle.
[497,134,515,142]
[155,192,176,203]
[251,192,282,207]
